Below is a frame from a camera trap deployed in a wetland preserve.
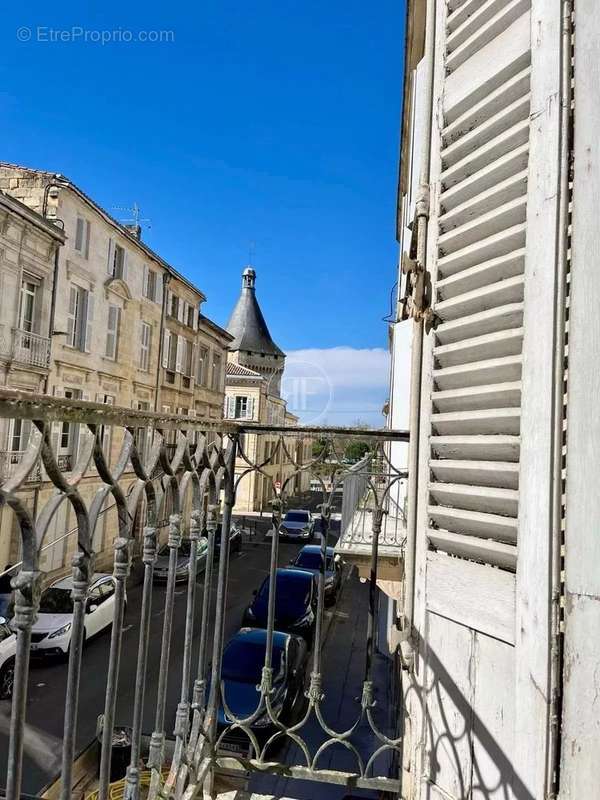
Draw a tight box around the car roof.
[298,545,335,557]
[285,509,311,515]
[51,572,112,590]
[273,567,315,583]
[232,627,289,648]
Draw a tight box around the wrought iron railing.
[0,388,407,800]
[11,329,51,369]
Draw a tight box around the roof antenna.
[112,202,152,238]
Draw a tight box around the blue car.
[217,628,308,755]
[290,545,343,604]
[242,568,317,643]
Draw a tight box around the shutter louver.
[426,1,532,572]
[84,291,94,353]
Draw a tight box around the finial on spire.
[242,266,256,290]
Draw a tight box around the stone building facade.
[0,163,231,574]
[224,268,310,512]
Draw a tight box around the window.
[235,396,248,419]
[18,280,37,333]
[196,346,209,385]
[183,339,193,377]
[139,322,151,371]
[112,244,125,279]
[187,304,195,329]
[169,293,179,319]
[60,389,82,462]
[67,285,92,351]
[144,268,158,302]
[166,331,177,371]
[74,217,90,258]
[134,401,150,461]
[211,352,222,391]
[10,419,30,452]
[105,305,120,359]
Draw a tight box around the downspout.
[154,271,171,412]
[42,182,66,394]
[401,0,437,668]
[547,2,573,795]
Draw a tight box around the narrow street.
[0,509,396,798]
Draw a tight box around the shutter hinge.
[397,197,437,329]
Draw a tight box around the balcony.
[0,389,407,800]
[11,328,51,369]
[0,450,42,483]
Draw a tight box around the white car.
[0,619,16,699]
[30,573,122,656]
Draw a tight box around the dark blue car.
[242,568,317,643]
[217,628,308,755]
[290,545,343,603]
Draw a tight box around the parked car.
[29,573,123,656]
[242,568,317,643]
[217,627,308,754]
[0,567,15,620]
[269,509,315,541]
[290,545,343,603]
[0,618,16,699]
[153,536,209,583]
[211,523,242,557]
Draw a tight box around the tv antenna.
[112,202,151,230]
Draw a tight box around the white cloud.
[282,346,392,427]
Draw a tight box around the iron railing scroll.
[0,388,407,800]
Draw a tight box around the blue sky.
[1,1,406,424]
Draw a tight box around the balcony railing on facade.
[0,389,407,800]
[10,329,51,369]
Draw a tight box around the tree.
[344,441,370,463]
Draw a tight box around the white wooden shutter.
[67,287,77,346]
[162,330,170,368]
[84,220,91,259]
[177,300,185,324]
[225,396,235,419]
[84,291,94,353]
[142,264,149,298]
[75,218,84,252]
[406,3,551,799]
[425,4,531,573]
[156,272,163,307]
[246,397,254,420]
[122,250,128,283]
[107,238,114,275]
[50,387,62,461]
[175,335,183,373]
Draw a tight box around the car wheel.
[0,658,15,700]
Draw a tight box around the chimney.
[125,223,142,240]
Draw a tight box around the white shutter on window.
[84,220,90,259]
[67,287,77,346]
[75,218,84,252]
[50,387,63,461]
[246,397,254,420]
[162,330,170,368]
[178,301,185,324]
[175,336,183,373]
[156,273,163,307]
[142,265,149,298]
[420,3,533,574]
[122,250,128,283]
[84,291,94,353]
[225,396,235,419]
[107,238,114,275]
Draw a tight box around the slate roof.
[226,270,284,357]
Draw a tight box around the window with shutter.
[175,336,184,373]
[196,346,209,385]
[139,322,151,371]
[84,291,94,353]
[105,304,120,359]
[112,244,125,279]
[162,330,170,368]
[67,285,89,351]
[74,217,90,258]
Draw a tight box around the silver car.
[153,537,209,583]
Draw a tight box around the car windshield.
[39,588,74,614]
[295,552,333,571]
[222,638,284,684]
[284,512,309,523]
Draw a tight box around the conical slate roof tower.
[226,268,285,396]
